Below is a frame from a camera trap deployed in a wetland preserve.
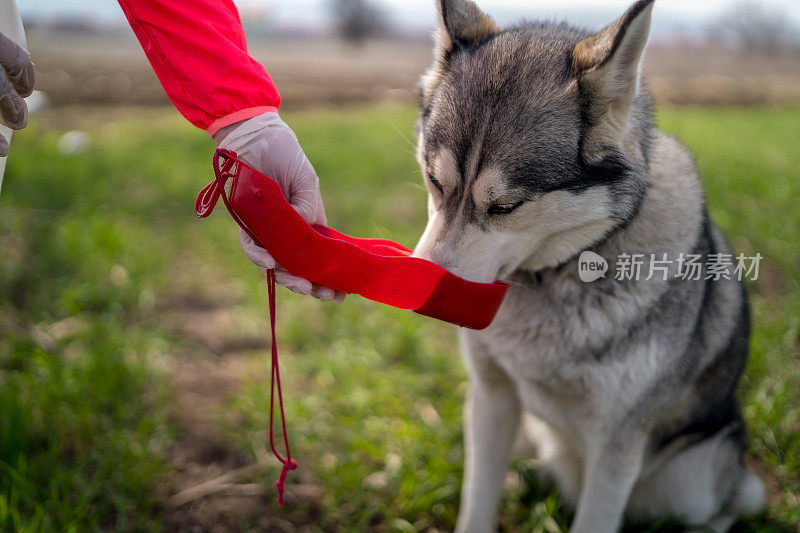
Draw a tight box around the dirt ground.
[157,260,324,532]
[26,33,800,110]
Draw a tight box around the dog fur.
[411,1,765,531]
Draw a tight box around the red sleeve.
[118,0,281,136]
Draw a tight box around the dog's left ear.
[572,0,654,161]
[436,0,497,58]
[420,0,497,107]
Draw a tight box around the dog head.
[413,0,655,283]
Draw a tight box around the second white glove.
[0,30,34,157]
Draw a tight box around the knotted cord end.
[275,458,299,506]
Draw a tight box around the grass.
[0,103,798,531]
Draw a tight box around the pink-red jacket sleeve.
[118,0,280,136]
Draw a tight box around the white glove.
[0,30,34,156]
[214,112,344,302]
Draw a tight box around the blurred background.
[17,0,800,108]
[1,0,799,531]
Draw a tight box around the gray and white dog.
[412,1,765,531]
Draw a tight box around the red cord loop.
[202,151,297,506]
[266,268,296,506]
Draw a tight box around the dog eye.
[488,201,524,215]
[427,174,444,194]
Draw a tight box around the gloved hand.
[214,112,344,302]
[0,31,34,157]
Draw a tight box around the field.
[26,33,800,109]
[1,103,799,532]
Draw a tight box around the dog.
[411,1,765,531]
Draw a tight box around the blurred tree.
[711,1,799,54]
[328,0,388,46]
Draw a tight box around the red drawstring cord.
[202,152,297,505]
[266,268,297,506]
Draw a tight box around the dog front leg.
[570,431,647,533]
[456,369,520,533]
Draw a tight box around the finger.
[311,284,336,302]
[285,148,326,226]
[0,69,27,130]
[275,269,344,303]
[0,33,33,97]
[8,61,34,97]
[312,286,347,303]
[289,155,327,226]
[238,227,275,270]
[0,133,8,157]
[274,269,313,295]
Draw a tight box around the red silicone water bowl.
[196,149,508,330]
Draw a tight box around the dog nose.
[413,243,454,270]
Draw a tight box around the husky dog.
[412,1,765,531]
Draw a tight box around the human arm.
[117,0,279,135]
[118,0,342,300]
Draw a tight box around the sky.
[18,0,800,37]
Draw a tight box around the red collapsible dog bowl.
[196,148,508,330]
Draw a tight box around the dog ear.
[436,0,497,54]
[572,0,654,161]
[420,0,497,107]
